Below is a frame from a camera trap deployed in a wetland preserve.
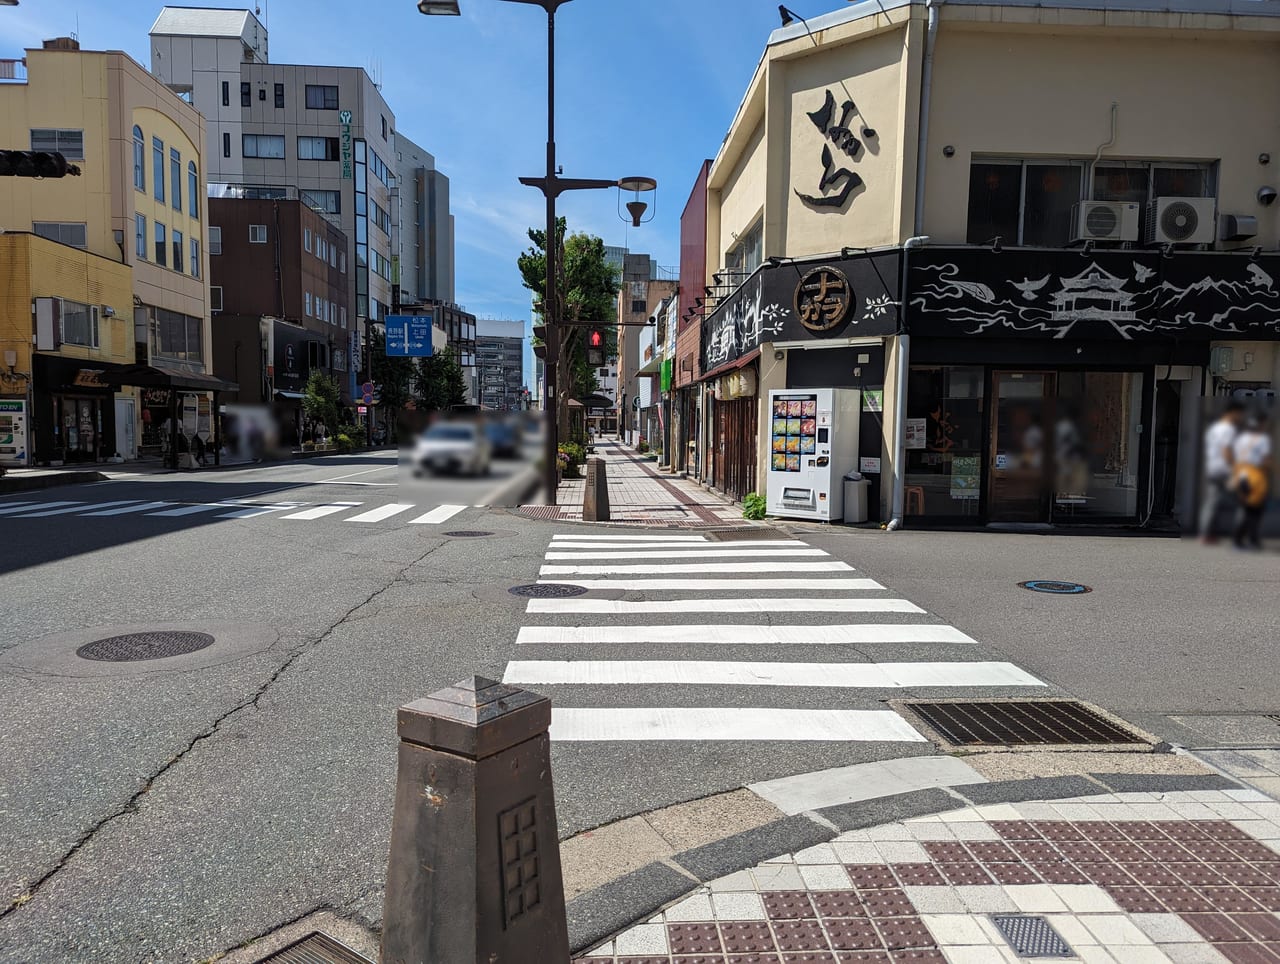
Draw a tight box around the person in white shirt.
[1231,411,1272,550]
[1199,400,1244,543]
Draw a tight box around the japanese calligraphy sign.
[795,89,868,211]
[794,265,853,333]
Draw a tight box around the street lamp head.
[616,176,656,194]
[417,0,461,14]
[618,175,657,228]
[626,200,648,228]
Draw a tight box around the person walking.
[1200,400,1245,544]
[1231,411,1272,551]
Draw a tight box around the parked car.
[411,422,491,476]
[484,419,520,459]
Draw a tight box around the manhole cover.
[509,583,588,598]
[906,699,1147,747]
[1019,580,1091,594]
[253,931,372,964]
[445,530,495,538]
[991,916,1073,958]
[76,631,215,662]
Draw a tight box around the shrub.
[742,492,768,521]
[335,433,355,453]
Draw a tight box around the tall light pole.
[417,0,651,506]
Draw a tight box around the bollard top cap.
[398,676,551,759]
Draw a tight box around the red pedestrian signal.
[588,329,603,348]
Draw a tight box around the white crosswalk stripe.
[82,501,173,516]
[281,502,365,520]
[345,504,416,523]
[0,500,80,515]
[505,535,1047,745]
[408,504,467,525]
[15,501,127,518]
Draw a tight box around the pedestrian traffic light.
[0,150,82,178]
[588,329,603,349]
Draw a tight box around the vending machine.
[765,388,861,521]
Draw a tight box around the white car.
[412,422,492,477]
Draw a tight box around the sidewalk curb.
[483,463,541,507]
[0,470,107,494]
[564,769,1244,954]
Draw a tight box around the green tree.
[302,371,341,441]
[518,217,619,435]
[416,352,468,412]
[367,325,416,439]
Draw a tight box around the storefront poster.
[862,390,883,413]
[859,456,881,474]
[770,394,818,472]
[950,455,980,500]
[905,417,926,449]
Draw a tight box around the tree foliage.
[416,352,468,412]
[368,326,415,413]
[302,371,341,440]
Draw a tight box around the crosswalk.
[503,532,1048,745]
[0,497,473,527]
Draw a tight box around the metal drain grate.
[906,699,1146,747]
[1019,580,1092,595]
[445,530,494,538]
[509,583,588,598]
[76,631,215,663]
[991,916,1073,958]
[253,932,372,964]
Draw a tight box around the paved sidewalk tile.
[573,790,1280,964]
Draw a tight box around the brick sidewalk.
[575,787,1280,963]
[522,439,748,528]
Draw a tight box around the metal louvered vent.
[1085,205,1118,237]
[1160,200,1200,241]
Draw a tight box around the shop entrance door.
[988,371,1055,523]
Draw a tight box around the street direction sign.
[385,314,434,358]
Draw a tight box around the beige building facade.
[693,0,1280,530]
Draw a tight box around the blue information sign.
[385,314,434,358]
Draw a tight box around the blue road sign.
[385,314,435,358]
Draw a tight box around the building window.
[210,286,223,312]
[188,162,199,219]
[155,222,167,267]
[274,82,285,108]
[30,128,84,160]
[317,237,327,261]
[340,306,347,328]
[304,84,339,110]
[297,136,340,161]
[223,132,231,158]
[340,251,347,273]
[305,291,312,316]
[329,244,337,268]
[369,149,391,187]
[153,307,203,363]
[304,228,312,252]
[59,298,99,348]
[222,81,229,107]
[967,159,1086,246]
[209,225,222,255]
[631,300,646,314]
[381,115,387,140]
[32,222,87,249]
[371,200,391,236]
[172,229,184,273]
[249,224,267,244]
[725,220,762,277]
[153,137,165,202]
[241,82,251,107]
[242,134,285,159]
[132,125,145,191]
[190,238,200,278]
[301,189,340,214]
[135,214,147,260]
[170,147,182,212]
[258,87,266,102]
[1091,161,1214,242]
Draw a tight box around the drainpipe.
[887,235,930,531]
[913,0,941,236]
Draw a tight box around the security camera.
[102,306,116,317]
[1258,186,1278,206]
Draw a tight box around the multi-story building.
[692,0,1280,528]
[475,319,525,412]
[0,38,219,466]
[149,6,398,402]
[614,251,677,445]
[394,132,455,307]
[207,198,349,444]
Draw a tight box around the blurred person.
[1199,400,1246,544]
[1230,411,1272,551]
[1055,405,1089,498]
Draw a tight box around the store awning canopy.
[274,390,306,401]
[578,393,615,411]
[636,355,663,375]
[104,365,239,393]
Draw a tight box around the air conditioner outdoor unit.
[1072,201,1139,242]
[1146,196,1217,245]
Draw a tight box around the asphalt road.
[0,470,1276,963]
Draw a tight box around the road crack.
[1,541,445,920]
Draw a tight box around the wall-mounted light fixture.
[1261,153,1271,166]
[942,145,956,158]
[1258,186,1277,206]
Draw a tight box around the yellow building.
[0,38,229,466]
[693,0,1280,531]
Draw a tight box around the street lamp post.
[416,0,651,505]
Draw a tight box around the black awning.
[103,365,239,393]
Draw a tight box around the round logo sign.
[794,265,854,334]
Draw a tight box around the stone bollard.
[582,457,610,522]
[382,677,570,964]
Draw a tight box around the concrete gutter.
[0,470,107,494]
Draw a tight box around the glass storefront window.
[905,366,985,517]
[1053,371,1144,519]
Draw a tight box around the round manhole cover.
[1019,580,1092,595]
[76,631,216,662]
[509,583,588,598]
[445,530,495,538]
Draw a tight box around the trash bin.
[843,474,870,524]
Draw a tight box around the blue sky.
[2,0,808,328]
